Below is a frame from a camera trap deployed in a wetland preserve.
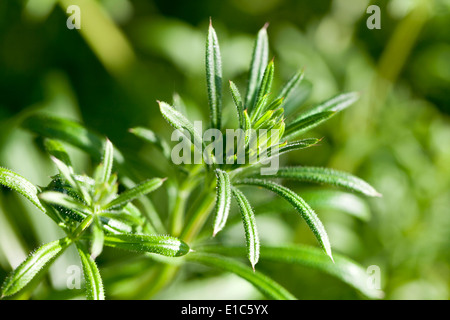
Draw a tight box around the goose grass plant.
[0,22,382,300]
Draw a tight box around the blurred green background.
[0,0,449,299]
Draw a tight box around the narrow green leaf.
[212,169,232,236]
[98,138,114,184]
[186,251,296,300]
[282,79,313,116]
[99,216,132,234]
[243,109,252,148]
[253,109,274,130]
[40,175,89,224]
[76,243,105,300]
[51,156,91,204]
[250,93,271,123]
[272,138,320,157]
[22,114,104,162]
[50,156,75,185]
[43,139,72,168]
[197,245,383,299]
[276,69,305,103]
[252,59,275,120]
[242,138,320,171]
[268,167,381,197]
[39,203,72,226]
[103,177,165,210]
[297,92,360,121]
[284,92,359,140]
[229,80,245,130]
[231,187,260,270]
[1,238,71,297]
[284,111,335,140]
[93,172,118,207]
[172,92,188,116]
[22,114,145,183]
[206,20,223,129]
[0,167,45,212]
[271,107,284,121]
[100,202,145,229]
[236,179,333,261]
[245,24,269,111]
[265,97,284,114]
[72,215,94,239]
[103,234,190,257]
[129,127,172,160]
[159,101,203,149]
[39,191,91,215]
[301,189,371,221]
[90,216,105,260]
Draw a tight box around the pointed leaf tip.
[232,187,260,269]
[245,26,269,111]
[270,167,381,197]
[206,22,223,129]
[103,234,190,257]
[103,177,164,210]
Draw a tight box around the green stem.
[135,190,216,299]
[135,165,215,299]
[170,187,190,237]
[169,164,204,236]
[71,215,94,240]
[180,190,216,243]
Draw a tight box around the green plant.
[0,22,382,300]
[0,139,188,299]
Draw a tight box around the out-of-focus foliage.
[0,0,448,299]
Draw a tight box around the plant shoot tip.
[374,192,383,198]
